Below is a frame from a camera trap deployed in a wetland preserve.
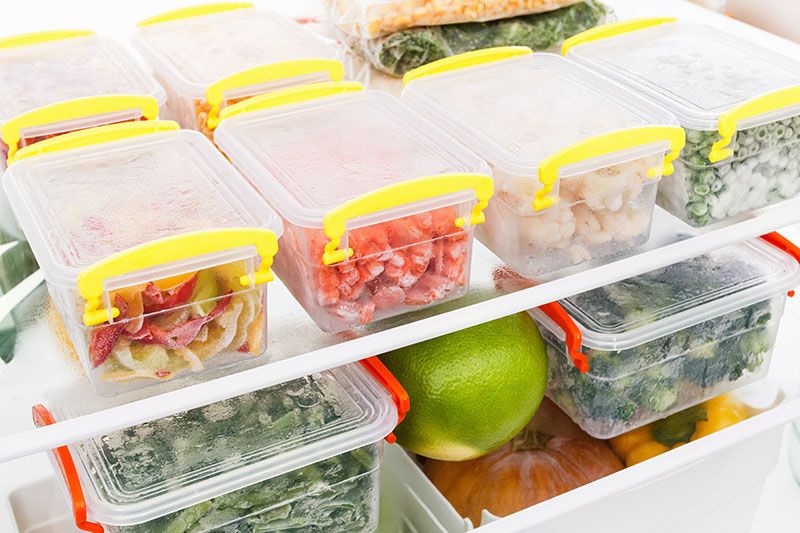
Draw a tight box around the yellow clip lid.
[133,6,340,100]
[403,46,532,86]
[565,21,800,131]
[561,18,677,56]
[215,88,491,233]
[137,2,254,26]
[0,30,95,49]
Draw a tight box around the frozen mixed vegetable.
[349,0,610,76]
[663,117,800,226]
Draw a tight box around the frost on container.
[565,20,800,226]
[37,362,400,532]
[132,3,347,140]
[1,122,282,395]
[403,49,683,278]
[215,82,492,332]
[530,237,800,438]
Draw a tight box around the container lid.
[0,31,165,127]
[215,82,492,234]
[132,3,341,100]
[564,20,800,131]
[534,237,800,355]
[2,122,283,290]
[402,49,679,181]
[44,362,399,526]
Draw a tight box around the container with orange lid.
[34,357,408,532]
[2,120,283,395]
[132,2,349,139]
[215,81,493,333]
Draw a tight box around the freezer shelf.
[3,201,800,463]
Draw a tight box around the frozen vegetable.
[82,375,380,532]
[665,117,800,226]
[331,0,583,38]
[349,0,610,76]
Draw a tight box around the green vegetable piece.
[652,405,708,447]
[191,269,221,315]
[161,500,213,533]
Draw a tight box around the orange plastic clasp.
[538,302,589,373]
[759,231,800,297]
[32,405,104,533]
[359,357,410,444]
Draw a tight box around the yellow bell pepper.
[610,394,749,468]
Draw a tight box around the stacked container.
[132,2,347,139]
[215,81,493,332]
[2,121,283,395]
[34,358,408,532]
[402,47,685,278]
[564,18,800,226]
[530,234,800,438]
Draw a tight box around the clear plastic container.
[403,48,684,278]
[34,358,406,532]
[132,2,347,139]
[0,30,166,169]
[2,121,283,395]
[565,19,800,227]
[329,0,584,39]
[215,81,492,333]
[529,234,800,439]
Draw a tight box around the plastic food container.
[529,233,800,439]
[215,81,493,332]
[330,0,584,39]
[2,120,283,395]
[33,357,409,533]
[403,47,684,278]
[0,30,166,169]
[564,19,800,227]
[132,2,347,139]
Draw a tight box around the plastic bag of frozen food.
[331,0,584,38]
[347,0,610,76]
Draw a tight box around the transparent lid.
[2,128,282,287]
[132,7,340,99]
[0,33,165,126]
[537,239,800,351]
[214,89,490,227]
[51,364,396,525]
[567,22,800,130]
[402,53,676,177]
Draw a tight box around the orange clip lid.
[32,405,104,533]
[759,231,800,297]
[538,301,589,373]
[359,356,410,444]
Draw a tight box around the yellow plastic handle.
[12,121,179,163]
[0,30,94,49]
[2,95,161,164]
[561,18,678,56]
[205,60,346,130]
[322,173,493,266]
[709,85,800,163]
[402,46,532,87]
[79,228,279,327]
[137,2,253,26]
[219,81,364,121]
[535,125,686,211]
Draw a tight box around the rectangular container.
[132,2,347,139]
[34,359,404,533]
[2,121,283,395]
[529,234,800,439]
[215,81,493,333]
[402,48,685,278]
[564,19,800,227]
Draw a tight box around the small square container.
[132,2,347,139]
[33,357,408,533]
[529,233,800,439]
[215,81,493,333]
[402,47,685,278]
[0,30,166,169]
[2,120,283,395]
[564,19,800,227]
